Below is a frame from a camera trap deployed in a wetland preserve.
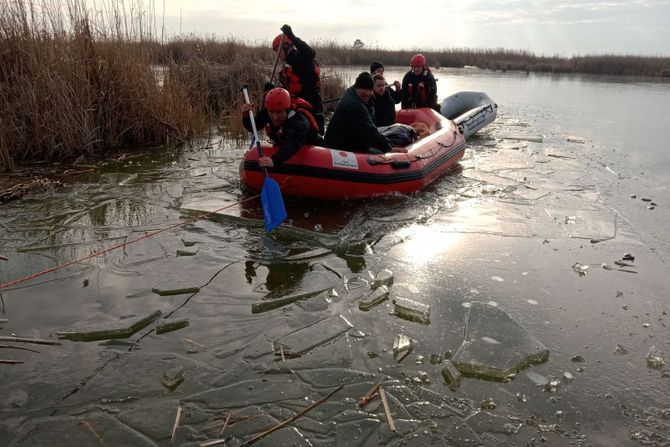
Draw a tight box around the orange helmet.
[264,88,291,111]
[410,53,426,67]
[272,34,293,51]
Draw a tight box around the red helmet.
[410,53,426,67]
[264,88,291,111]
[272,34,293,51]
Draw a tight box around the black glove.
[280,24,294,39]
[263,82,275,93]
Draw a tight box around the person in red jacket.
[270,24,324,134]
[401,53,438,110]
[242,88,322,168]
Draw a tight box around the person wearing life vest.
[270,24,325,135]
[324,72,392,154]
[401,53,438,111]
[242,88,322,168]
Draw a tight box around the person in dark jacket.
[242,88,322,168]
[369,61,402,100]
[372,74,400,127]
[272,24,324,134]
[401,53,438,110]
[324,72,392,153]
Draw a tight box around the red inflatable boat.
[240,108,466,200]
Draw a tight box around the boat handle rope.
[415,130,459,160]
[0,193,262,292]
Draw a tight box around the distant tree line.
[152,38,670,78]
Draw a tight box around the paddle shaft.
[269,34,285,88]
[241,85,268,175]
[261,34,285,107]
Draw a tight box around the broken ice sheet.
[273,315,352,357]
[55,310,161,341]
[251,287,332,314]
[393,334,413,363]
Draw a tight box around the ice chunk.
[359,285,389,311]
[571,263,589,277]
[452,302,549,381]
[393,334,413,363]
[500,134,543,143]
[441,360,462,391]
[176,246,199,256]
[152,280,200,296]
[646,345,665,369]
[155,318,189,335]
[161,365,185,391]
[393,297,431,324]
[372,269,394,289]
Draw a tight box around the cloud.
[90,0,670,56]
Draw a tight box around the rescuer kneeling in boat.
[242,87,323,168]
[324,72,394,154]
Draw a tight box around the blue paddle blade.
[261,176,287,232]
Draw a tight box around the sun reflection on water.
[396,225,462,266]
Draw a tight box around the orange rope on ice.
[0,194,261,291]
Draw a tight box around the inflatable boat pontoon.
[440,91,497,139]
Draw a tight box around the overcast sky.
[148,0,669,56]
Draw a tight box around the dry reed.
[0,1,212,170]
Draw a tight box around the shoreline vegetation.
[2,1,670,174]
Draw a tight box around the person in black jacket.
[242,88,322,168]
[372,74,401,127]
[369,61,402,100]
[325,72,392,154]
[401,53,438,110]
[271,24,324,134]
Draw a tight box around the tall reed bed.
[0,1,201,169]
[0,1,265,170]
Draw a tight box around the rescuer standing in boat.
[270,24,325,134]
[401,53,438,110]
[242,88,322,168]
